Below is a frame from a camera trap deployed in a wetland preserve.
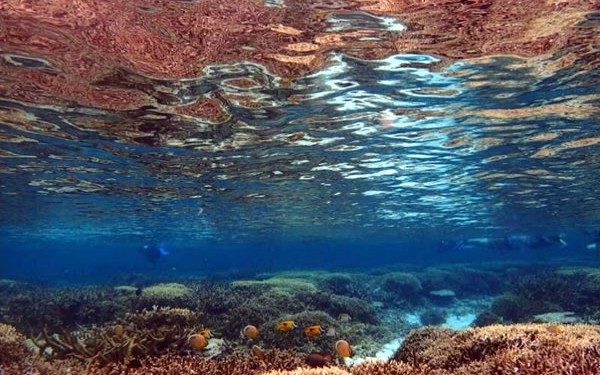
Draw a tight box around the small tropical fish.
[304,325,324,337]
[251,345,266,361]
[188,334,208,351]
[289,95,297,105]
[335,339,352,357]
[198,329,213,339]
[276,320,297,332]
[305,352,332,367]
[242,324,260,340]
[338,313,352,322]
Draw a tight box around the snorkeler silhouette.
[440,234,567,252]
[139,244,169,264]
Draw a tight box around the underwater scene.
[1,0,600,374]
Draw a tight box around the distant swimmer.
[584,229,600,253]
[504,234,567,250]
[139,243,169,264]
[440,234,567,252]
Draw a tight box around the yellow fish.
[276,320,297,332]
[304,325,324,337]
[198,329,213,339]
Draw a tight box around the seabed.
[2,261,600,374]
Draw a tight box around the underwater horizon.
[1,1,600,374]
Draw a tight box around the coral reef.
[298,293,379,325]
[3,322,600,374]
[0,285,133,334]
[419,310,447,326]
[490,269,600,323]
[30,307,202,364]
[394,324,600,374]
[417,266,502,297]
[490,292,530,322]
[471,310,502,327]
[140,283,193,305]
[232,277,318,294]
[0,323,30,365]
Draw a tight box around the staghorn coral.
[30,306,202,365]
[4,324,600,374]
[262,368,352,375]
[0,284,133,334]
[0,323,30,365]
[394,324,600,374]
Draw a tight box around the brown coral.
[394,324,600,374]
[30,306,202,364]
[0,323,29,365]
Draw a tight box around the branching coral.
[0,285,132,334]
[0,323,29,364]
[30,307,201,365]
[394,324,600,374]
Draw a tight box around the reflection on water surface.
[0,0,599,243]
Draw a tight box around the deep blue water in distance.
[1,233,598,285]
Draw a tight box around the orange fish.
[276,320,297,332]
[335,339,352,357]
[197,329,213,339]
[243,325,260,340]
[304,325,324,337]
[188,334,208,350]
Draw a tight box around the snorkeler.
[441,234,567,252]
[504,234,567,250]
[139,243,169,264]
[584,229,600,253]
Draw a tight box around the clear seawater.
[1,7,600,287]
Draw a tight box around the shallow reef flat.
[1,263,600,374]
[2,323,599,374]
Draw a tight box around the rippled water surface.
[1,1,599,274]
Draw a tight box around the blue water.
[1,51,600,285]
